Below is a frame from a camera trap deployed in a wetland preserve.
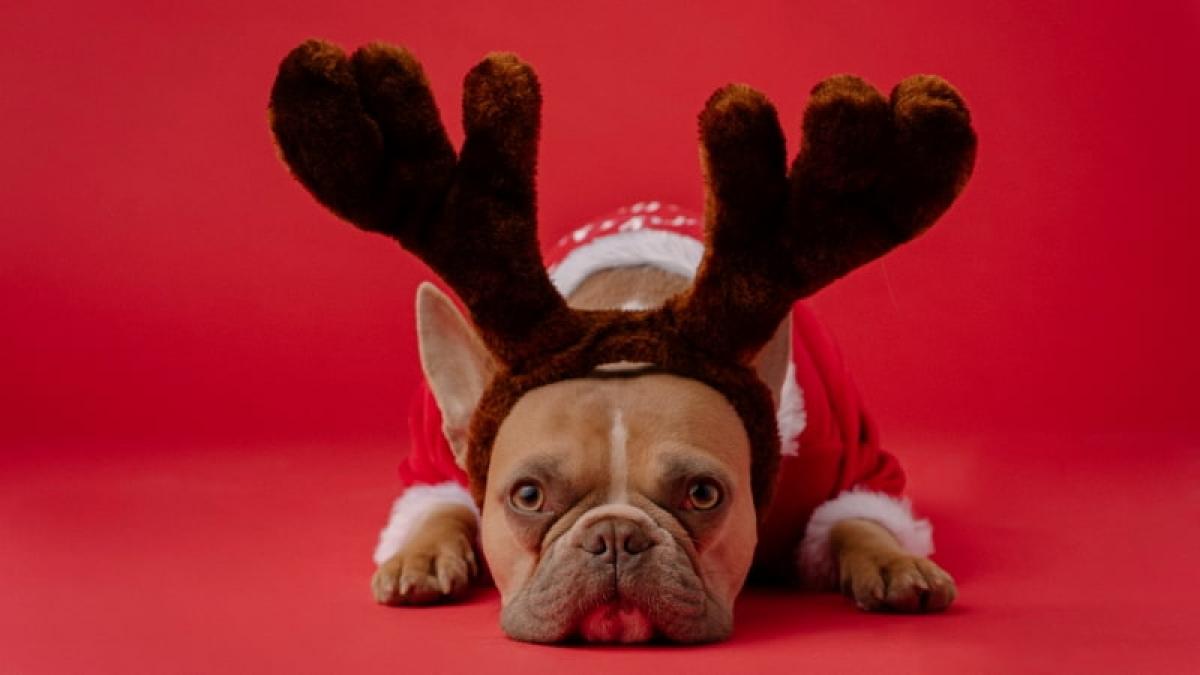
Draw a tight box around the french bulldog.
[370,204,957,643]
[268,41,975,644]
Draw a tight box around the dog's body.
[371,205,955,642]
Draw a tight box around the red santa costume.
[373,202,934,586]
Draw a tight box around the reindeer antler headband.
[269,41,976,509]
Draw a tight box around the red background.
[2,1,1197,672]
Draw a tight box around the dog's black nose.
[581,518,654,563]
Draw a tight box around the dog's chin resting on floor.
[268,39,975,644]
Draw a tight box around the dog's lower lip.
[578,600,655,644]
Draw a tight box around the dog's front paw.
[371,532,477,606]
[838,551,956,613]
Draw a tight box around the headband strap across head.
[269,41,976,509]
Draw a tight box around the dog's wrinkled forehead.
[490,372,753,501]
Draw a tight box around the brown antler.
[269,41,583,368]
[672,74,977,364]
[270,46,975,510]
[667,84,792,364]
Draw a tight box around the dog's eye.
[685,479,722,511]
[509,481,545,512]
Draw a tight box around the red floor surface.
[3,433,1198,673]
[3,1,1198,673]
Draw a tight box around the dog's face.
[415,283,774,643]
[482,373,756,643]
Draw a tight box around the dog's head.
[416,280,794,641]
[269,40,975,642]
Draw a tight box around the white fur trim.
[372,482,480,565]
[548,228,704,297]
[796,488,934,587]
[776,361,806,456]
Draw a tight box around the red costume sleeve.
[754,303,910,577]
[397,382,469,489]
[790,303,906,499]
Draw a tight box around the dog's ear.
[416,282,496,467]
[750,314,792,408]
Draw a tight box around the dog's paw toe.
[372,539,476,606]
[841,554,956,613]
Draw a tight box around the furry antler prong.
[429,53,583,367]
[883,75,978,235]
[670,84,791,363]
[271,44,580,369]
[269,40,455,237]
[673,75,975,365]
[785,74,976,295]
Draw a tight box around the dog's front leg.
[371,503,478,605]
[830,518,956,612]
